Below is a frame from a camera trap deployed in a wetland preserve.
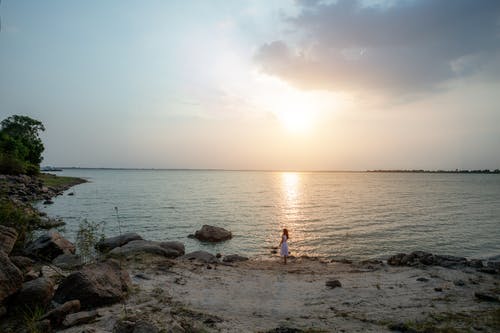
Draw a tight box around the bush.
[76,219,105,264]
[0,153,26,175]
[0,200,41,251]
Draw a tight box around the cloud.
[255,0,500,96]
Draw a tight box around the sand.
[58,255,500,333]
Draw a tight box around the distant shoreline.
[47,167,500,174]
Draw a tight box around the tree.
[0,115,45,175]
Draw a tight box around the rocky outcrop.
[12,277,54,309]
[182,251,218,264]
[0,226,18,255]
[62,310,98,328]
[223,254,249,263]
[387,251,473,269]
[53,260,131,309]
[96,232,143,253]
[0,251,24,304]
[24,231,76,261]
[194,225,232,242]
[109,240,184,258]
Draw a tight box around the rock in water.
[53,260,131,309]
[194,225,232,242]
[0,225,18,255]
[95,232,143,252]
[0,251,23,303]
[24,231,75,261]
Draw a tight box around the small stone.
[216,253,222,258]
[453,280,465,286]
[326,279,342,289]
[416,277,429,282]
[434,287,443,292]
[43,199,54,205]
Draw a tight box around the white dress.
[280,235,289,256]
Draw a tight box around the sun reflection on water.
[280,172,307,255]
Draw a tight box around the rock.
[40,299,81,327]
[433,254,467,268]
[388,322,418,332]
[168,321,186,333]
[416,277,429,282]
[53,260,131,309]
[487,261,500,270]
[34,319,52,333]
[0,225,18,255]
[43,199,54,205]
[434,287,443,292]
[265,327,306,333]
[475,292,499,302]
[181,250,218,263]
[96,233,143,252]
[477,267,497,274]
[223,254,249,263]
[25,231,76,261]
[468,259,484,268]
[325,279,342,289]
[453,279,466,286]
[133,320,160,333]
[387,253,406,266]
[113,319,159,333]
[9,256,34,275]
[159,241,185,256]
[52,254,83,270]
[0,251,23,303]
[0,306,6,318]
[109,240,184,258]
[13,277,54,309]
[216,253,222,259]
[40,265,65,282]
[193,225,232,242]
[68,192,74,196]
[62,310,98,327]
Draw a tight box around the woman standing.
[279,228,290,264]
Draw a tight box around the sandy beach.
[55,254,500,333]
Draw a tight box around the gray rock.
[0,251,23,304]
[13,277,54,309]
[159,241,185,256]
[113,319,159,333]
[416,277,429,282]
[468,259,484,268]
[24,231,75,261]
[62,310,98,327]
[9,256,34,275]
[487,261,500,270]
[325,279,342,289]
[133,320,160,333]
[0,225,18,255]
[109,240,184,258]
[52,254,83,270]
[41,299,81,327]
[223,254,249,263]
[53,260,131,309]
[433,254,467,268]
[475,292,499,302]
[96,232,143,252]
[182,250,218,263]
[194,225,232,242]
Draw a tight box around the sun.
[277,108,312,133]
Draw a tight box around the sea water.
[37,169,500,260]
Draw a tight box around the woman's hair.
[283,228,289,239]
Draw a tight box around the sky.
[1,0,499,171]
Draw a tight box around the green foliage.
[22,305,46,333]
[0,199,40,250]
[76,219,105,264]
[0,115,45,175]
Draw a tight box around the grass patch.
[37,173,85,188]
[0,199,41,249]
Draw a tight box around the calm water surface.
[37,169,500,260]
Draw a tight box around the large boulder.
[194,225,232,242]
[109,240,184,258]
[96,233,143,253]
[0,251,23,304]
[24,231,75,261]
[182,251,218,264]
[9,256,34,275]
[53,260,131,309]
[0,225,18,255]
[13,277,54,309]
